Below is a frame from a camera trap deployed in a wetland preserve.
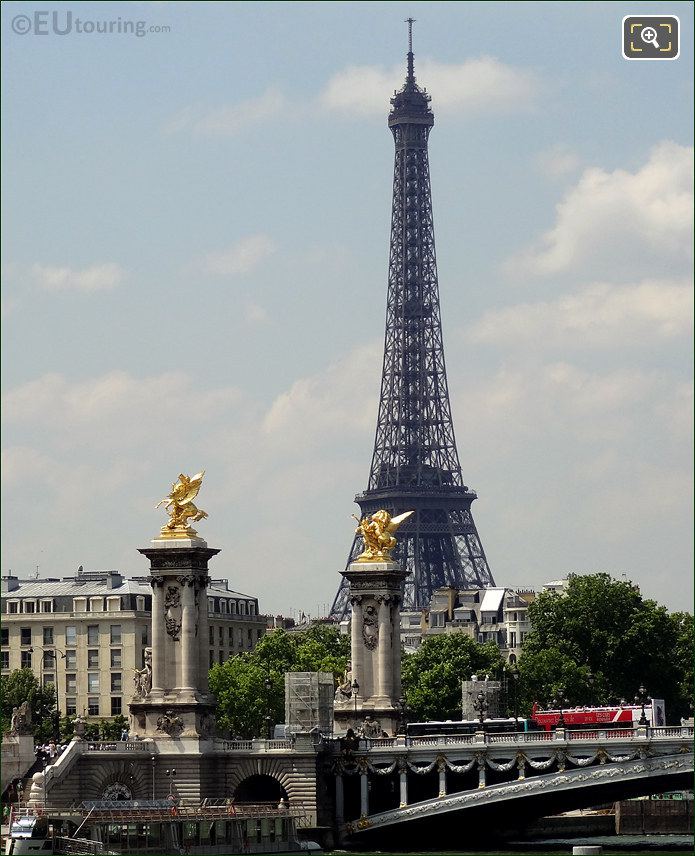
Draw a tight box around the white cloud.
[165,88,286,136]
[536,144,581,178]
[509,141,693,278]
[2,371,242,451]
[30,262,124,292]
[262,342,381,449]
[320,56,539,116]
[243,302,269,325]
[469,279,693,348]
[203,234,276,277]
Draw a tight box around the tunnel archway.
[234,774,288,804]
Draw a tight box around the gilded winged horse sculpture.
[353,509,414,562]
[156,471,208,537]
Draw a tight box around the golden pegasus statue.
[156,471,208,538]
[353,509,414,562]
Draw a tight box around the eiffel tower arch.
[331,26,495,619]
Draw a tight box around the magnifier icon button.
[641,27,660,49]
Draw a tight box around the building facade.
[0,568,266,722]
[399,585,536,661]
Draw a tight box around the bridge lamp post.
[586,670,595,705]
[397,695,408,736]
[510,666,520,729]
[351,679,359,719]
[165,768,176,798]
[473,690,488,729]
[634,684,651,726]
[264,675,273,739]
[28,645,66,740]
[551,689,569,728]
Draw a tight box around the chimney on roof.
[1,575,19,593]
[106,571,123,590]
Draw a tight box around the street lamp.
[397,696,408,736]
[28,646,66,739]
[510,665,520,729]
[634,684,651,726]
[351,679,359,719]
[473,690,488,728]
[587,671,595,705]
[264,675,273,739]
[551,689,569,728]
[165,768,177,798]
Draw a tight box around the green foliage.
[209,625,350,737]
[401,634,506,722]
[0,669,57,742]
[59,715,75,742]
[99,715,129,740]
[519,573,694,722]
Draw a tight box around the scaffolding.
[284,672,334,734]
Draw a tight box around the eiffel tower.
[330,22,495,618]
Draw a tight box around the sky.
[1,1,693,618]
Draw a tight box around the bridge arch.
[234,774,288,803]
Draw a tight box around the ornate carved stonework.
[362,604,379,649]
[156,710,184,736]
[150,575,165,588]
[165,617,181,640]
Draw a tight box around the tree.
[0,669,57,742]
[209,625,350,737]
[519,573,693,722]
[401,634,506,723]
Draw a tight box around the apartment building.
[0,568,266,722]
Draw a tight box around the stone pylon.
[334,561,407,736]
[129,536,219,739]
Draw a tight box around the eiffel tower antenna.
[330,32,495,618]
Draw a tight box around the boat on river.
[5,800,320,855]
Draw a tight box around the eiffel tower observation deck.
[331,22,495,619]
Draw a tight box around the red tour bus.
[531,699,666,731]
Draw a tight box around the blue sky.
[2,1,693,617]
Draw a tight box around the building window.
[90,598,104,613]
[42,651,55,669]
[209,650,214,668]
[230,601,237,614]
[87,650,99,668]
[218,651,224,665]
[65,650,76,669]
[66,698,77,716]
[209,627,214,645]
[87,673,99,693]
[42,627,54,645]
[42,673,54,687]
[509,631,517,648]
[1,628,8,646]
[218,626,224,646]
[249,603,255,616]
[21,651,32,668]
[41,601,53,613]
[111,697,122,716]
[23,602,35,614]
[65,675,77,694]
[228,627,234,645]
[20,628,32,646]
[142,626,149,646]
[238,629,243,647]
[239,601,246,615]
[110,649,122,668]
[65,626,77,646]
[247,628,252,646]
[111,673,122,692]
[87,625,99,645]
[220,601,227,614]
[88,698,99,716]
[1,651,9,670]
[110,625,122,645]
[136,596,145,612]
[8,602,18,614]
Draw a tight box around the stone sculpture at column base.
[333,561,408,737]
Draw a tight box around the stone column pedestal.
[129,537,219,739]
[333,561,407,736]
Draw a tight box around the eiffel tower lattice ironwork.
[330,23,495,619]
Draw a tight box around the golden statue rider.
[353,509,413,562]
[156,471,208,537]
